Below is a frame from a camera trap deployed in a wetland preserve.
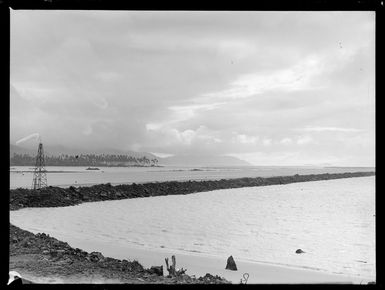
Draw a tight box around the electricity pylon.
[32,141,48,190]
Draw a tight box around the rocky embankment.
[9,224,229,284]
[10,171,374,210]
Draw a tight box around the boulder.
[295,249,305,254]
[56,258,72,266]
[121,259,130,271]
[148,265,163,276]
[56,249,66,257]
[225,255,237,271]
[132,260,145,272]
[198,273,229,284]
[50,250,58,257]
[74,248,87,258]
[89,251,104,262]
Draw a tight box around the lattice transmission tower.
[32,141,48,190]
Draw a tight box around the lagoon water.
[10,176,375,281]
[10,165,374,189]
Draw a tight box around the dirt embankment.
[9,224,230,284]
[10,171,375,210]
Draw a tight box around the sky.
[10,11,375,166]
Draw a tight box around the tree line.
[10,153,159,167]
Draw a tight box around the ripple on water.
[10,176,375,280]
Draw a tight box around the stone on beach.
[225,255,237,271]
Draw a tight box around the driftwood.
[165,255,187,277]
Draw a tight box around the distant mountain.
[10,144,251,167]
[11,143,78,156]
[158,154,251,167]
[10,144,36,156]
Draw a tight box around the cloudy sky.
[10,11,375,166]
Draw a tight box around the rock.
[131,260,145,272]
[89,251,104,262]
[225,255,237,271]
[52,240,61,247]
[198,273,228,284]
[56,249,66,257]
[65,257,73,263]
[56,258,72,266]
[120,259,130,271]
[74,248,87,258]
[148,265,163,276]
[295,249,305,254]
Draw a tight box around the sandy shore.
[9,224,229,284]
[64,236,373,284]
[10,223,374,284]
[130,250,371,284]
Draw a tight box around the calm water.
[10,165,374,189]
[10,176,375,281]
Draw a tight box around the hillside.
[10,144,36,156]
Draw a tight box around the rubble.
[9,224,230,284]
[10,172,374,211]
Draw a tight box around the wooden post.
[171,255,176,274]
[165,255,187,276]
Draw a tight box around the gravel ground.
[9,224,230,284]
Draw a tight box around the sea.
[9,166,375,282]
[9,165,374,189]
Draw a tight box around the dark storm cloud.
[10,11,375,166]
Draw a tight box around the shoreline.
[10,171,375,210]
[55,234,374,284]
[10,224,373,284]
[9,224,229,284]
